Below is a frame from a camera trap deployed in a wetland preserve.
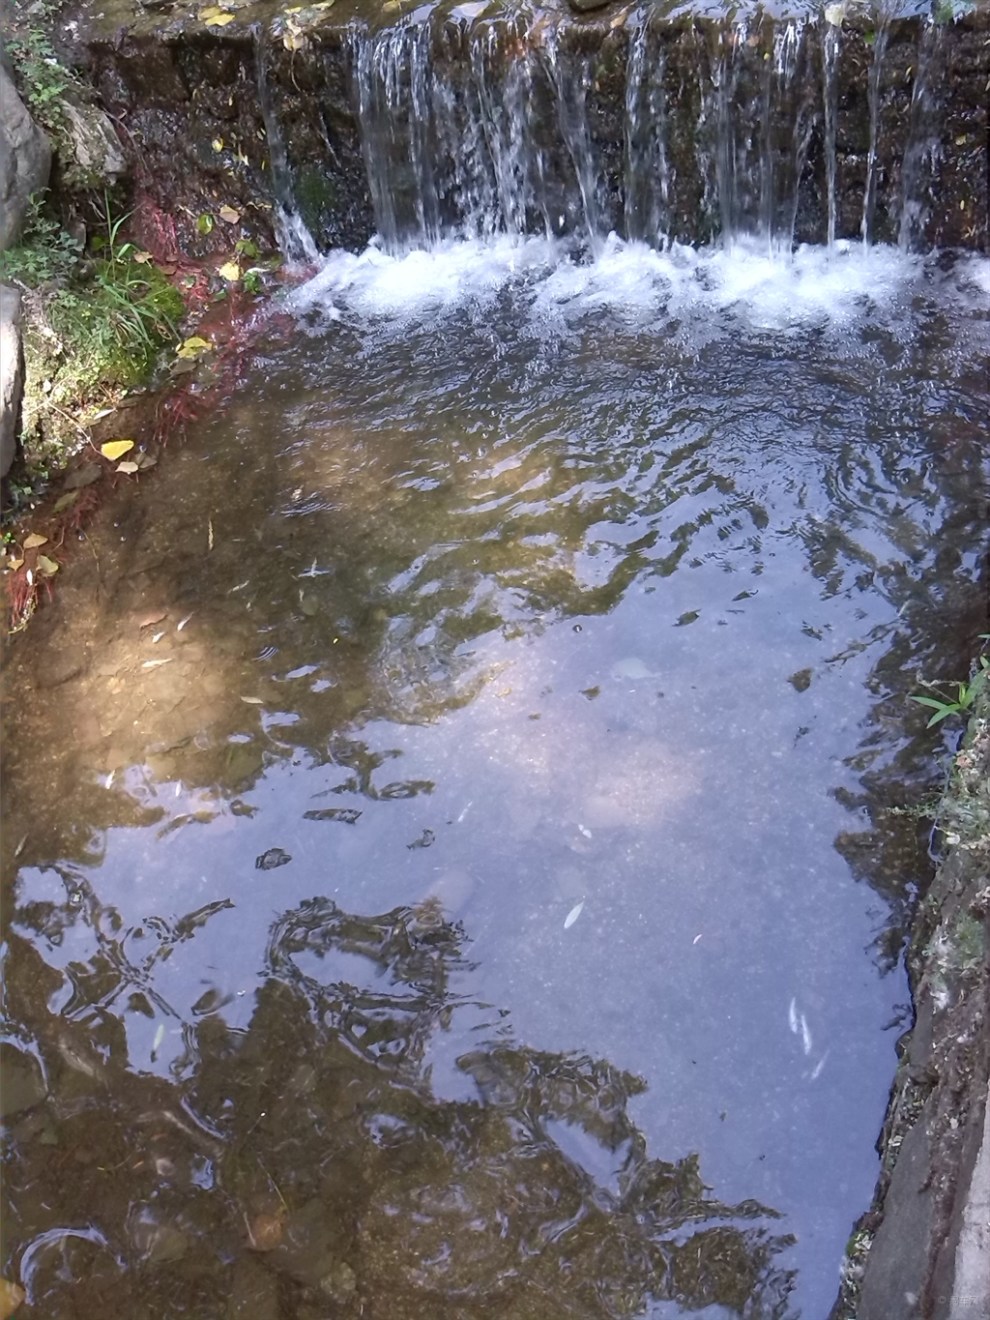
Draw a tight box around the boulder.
[61,99,127,186]
[0,283,24,478]
[0,63,52,251]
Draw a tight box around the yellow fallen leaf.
[219,205,240,224]
[177,335,213,358]
[36,556,59,577]
[101,439,135,461]
[6,557,24,571]
[23,533,48,549]
[201,7,235,25]
[0,1277,25,1319]
[218,261,241,281]
[117,461,140,474]
[212,138,225,153]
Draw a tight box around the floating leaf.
[36,555,59,577]
[177,335,212,358]
[563,900,584,929]
[218,260,241,282]
[101,439,135,461]
[117,461,140,474]
[197,213,215,236]
[200,6,235,25]
[23,533,48,550]
[218,205,240,224]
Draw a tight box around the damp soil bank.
[835,684,990,1320]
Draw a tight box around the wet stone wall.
[68,1,989,256]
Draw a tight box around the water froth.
[287,234,988,339]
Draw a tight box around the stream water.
[2,235,989,1318]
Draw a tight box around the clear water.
[2,238,988,1318]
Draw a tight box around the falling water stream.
[3,4,989,1318]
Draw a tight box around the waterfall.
[861,14,891,246]
[898,19,944,251]
[334,5,950,257]
[255,32,320,262]
[821,19,841,249]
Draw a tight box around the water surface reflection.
[2,246,988,1317]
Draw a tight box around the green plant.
[912,656,990,727]
[4,1,75,138]
[0,196,83,287]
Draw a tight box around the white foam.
[286,231,977,337]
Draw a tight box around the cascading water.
[897,17,946,250]
[320,4,945,258]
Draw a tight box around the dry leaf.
[23,533,48,549]
[219,205,240,224]
[36,555,59,577]
[101,439,135,461]
[6,557,24,571]
[241,696,264,705]
[132,250,154,264]
[247,1212,285,1251]
[218,260,241,281]
[177,336,212,358]
[201,6,235,25]
[212,138,225,153]
[117,461,140,474]
[0,1277,26,1319]
[137,453,158,470]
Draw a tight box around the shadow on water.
[2,246,989,1317]
[2,897,798,1318]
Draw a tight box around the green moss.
[293,166,338,237]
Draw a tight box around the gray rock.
[62,99,126,185]
[0,64,51,251]
[0,283,24,478]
